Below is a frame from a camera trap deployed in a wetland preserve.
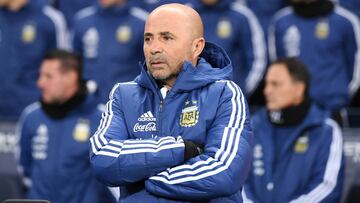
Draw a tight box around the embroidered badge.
[116,25,131,43]
[180,101,199,127]
[73,119,90,142]
[294,135,309,153]
[22,24,36,43]
[315,19,329,39]
[217,19,232,39]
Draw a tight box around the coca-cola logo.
[133,122,157,132]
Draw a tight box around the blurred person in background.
[17,50,115,203]
[72,0,147,103]
[268,0,360,126]
[0,0,68,121]
[188,0,267,98]
[128,0,187,12]
[243,57,344,203]
[237,0,288,35]
[338,0,360,17]
[51,0,96,28]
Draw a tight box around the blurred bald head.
[143,3,205,88]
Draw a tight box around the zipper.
[157,99,164,137]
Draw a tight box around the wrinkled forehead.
[145,8,191,33]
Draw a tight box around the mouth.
[150,59,166,68]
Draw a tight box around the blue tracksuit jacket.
[55,0,96,27]
[268,6,360,111]
[339,0,360,17]
[129,0,188,12]
[89,42,253,202]
[17,92,115,203]
[242,105,344,203]
[72,3,147,103]
[0,0,68,121]
[240,0,287,33]
[188,0,266,96]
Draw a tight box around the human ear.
[192,37,205,57]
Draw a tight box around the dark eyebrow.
[159,32,175,38]
[144,32,153,37]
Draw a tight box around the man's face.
[0,0,10,7]
[7,0,27,11]
[98,0,123,8]
[143,9,194,85]
[264,63,304,111]
[201,0,219,6]
[37,59,71,104]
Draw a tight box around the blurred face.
[98,0,123,8]
[201,0,219,6]
[7,0,28,11]
[0,0,10,7]
[143,9,195,86]
[37,59,74,104]
[264,63,305,111]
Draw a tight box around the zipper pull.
[159,100,163,112]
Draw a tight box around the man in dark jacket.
[17,50,115,203]
[89,3,253,202]
[0,0,68,121]
[243,57,344,203]
[72,0,147,103]
[268,0,360,125]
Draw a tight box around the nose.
[149,39,163,55]
[263,83,271,98]
[37,76,44,89]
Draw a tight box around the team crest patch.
[73,119,90,142]
[180,101,199,127]
[217,19,232,39]
[116,25,131,43]
[315,19,329,39]
[294,135,309,153]
[22,24,36,43]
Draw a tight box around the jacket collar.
[135,42,232,96]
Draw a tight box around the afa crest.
[315,19,329,39]
[294,135,309,153]
[116,25,131,43]
[22,24,36,43]
[73,119,90,142]
[180,101,199,127]
[217,19,232,39]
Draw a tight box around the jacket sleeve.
[89,84,186,187]
[16,109,34,188]
[340,8,360,97]
[268,8,291,62]
[289,119,344,203]
[233,4,267,96]
[145,81,253,201]
[241,164,261,203]
[242,184,261,203]
[43,6,69,50]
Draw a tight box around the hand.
[184,140,203,161]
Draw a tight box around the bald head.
[147,3,204,40]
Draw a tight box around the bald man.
[89,3,253,202]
